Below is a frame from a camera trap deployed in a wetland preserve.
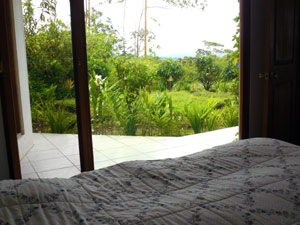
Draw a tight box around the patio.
[20,127,238,179]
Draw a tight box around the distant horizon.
[159,52,196,58]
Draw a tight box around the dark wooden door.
[263,0,299,143]
[245,0,300,144]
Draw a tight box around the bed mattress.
[0,138,300,224]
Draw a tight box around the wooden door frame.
[70,0,94,172]
[0,0,22,179]
[239,0,251,140]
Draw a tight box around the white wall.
[0,99,11,180]
[12,0,33,159]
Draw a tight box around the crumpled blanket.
[0,138,300,225]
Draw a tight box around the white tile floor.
[21,127,238,179]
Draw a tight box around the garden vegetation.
[24,0,240,136]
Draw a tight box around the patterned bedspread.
[0,138,300,225]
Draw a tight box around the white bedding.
[0,138,300,224]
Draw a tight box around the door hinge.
[259,73,270,80]
[0,60,3,79]
[0,60,3,73]
[259,72,279,80]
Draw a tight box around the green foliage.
[112,57,157,97]
[195,56,221,91]
[205,110,222,131]
[55,98,76,113]
[184,99,218,134]
[24,1,119,100]
[116,91,140,136]
[26,0,240,137]
[26,20,74,99]
[157,59,184,90]
[139,90,174,135]
[215,82,230,93]
[89,73,119,134]
[229,16,241,101]
[32,85,76,133]
[86,8,120,77]
[222,102,239,127]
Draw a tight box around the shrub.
[138,89,175,136]
[89,73,119,134]
[195,56,221,91]
[215,82,230,93]
[56,98,76,113]
[157,59,184,90]
[33,85,76,133]
[222,103,239,127]
[112,57,157,97]
[184,99,218,134]
[205,110,223,131]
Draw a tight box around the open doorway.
[21,0,239,178]
[85,0,239,167]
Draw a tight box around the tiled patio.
[21,127,238,179]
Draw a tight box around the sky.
[55,0,239,57]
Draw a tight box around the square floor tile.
[31,157,73,172]
[93,151,110,163]
[145,136,173,142]
[38,166,80,178]
[44,134,78,148]
[94,160,116,170]
[131,142,169,153]
[30,134,57,151]
[92,135,114,143]
[58,145,80,156]
[66,154,80,166]
[99,146,142,159]
[27,149,64,162]
[157,138,188,148]
[118,137,155,146]
[108,135,130,140]
[21,156,29,163]
[32,133,50,145]
[146,149,188,160]
[93,140,126,151]
[21,162,35,175]
[29,144,57,152]
[112,154,154,164]
[22,173,39,179]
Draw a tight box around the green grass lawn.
[56,88,234,115]
[153,89,234,112]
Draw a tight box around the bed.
[0,138,300,224]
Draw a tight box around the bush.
[195,56,221,91]
[112,57,157,97]
[32,85,76,133]
[222,103,239,127]
[138,89,187,136]
[157,59,184,90]
[26,20,74,100]
[56,98,76,113]
[215,82,230,93]
[184,99,218,134]
[205,110,222,131]
[89,73,119,134]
